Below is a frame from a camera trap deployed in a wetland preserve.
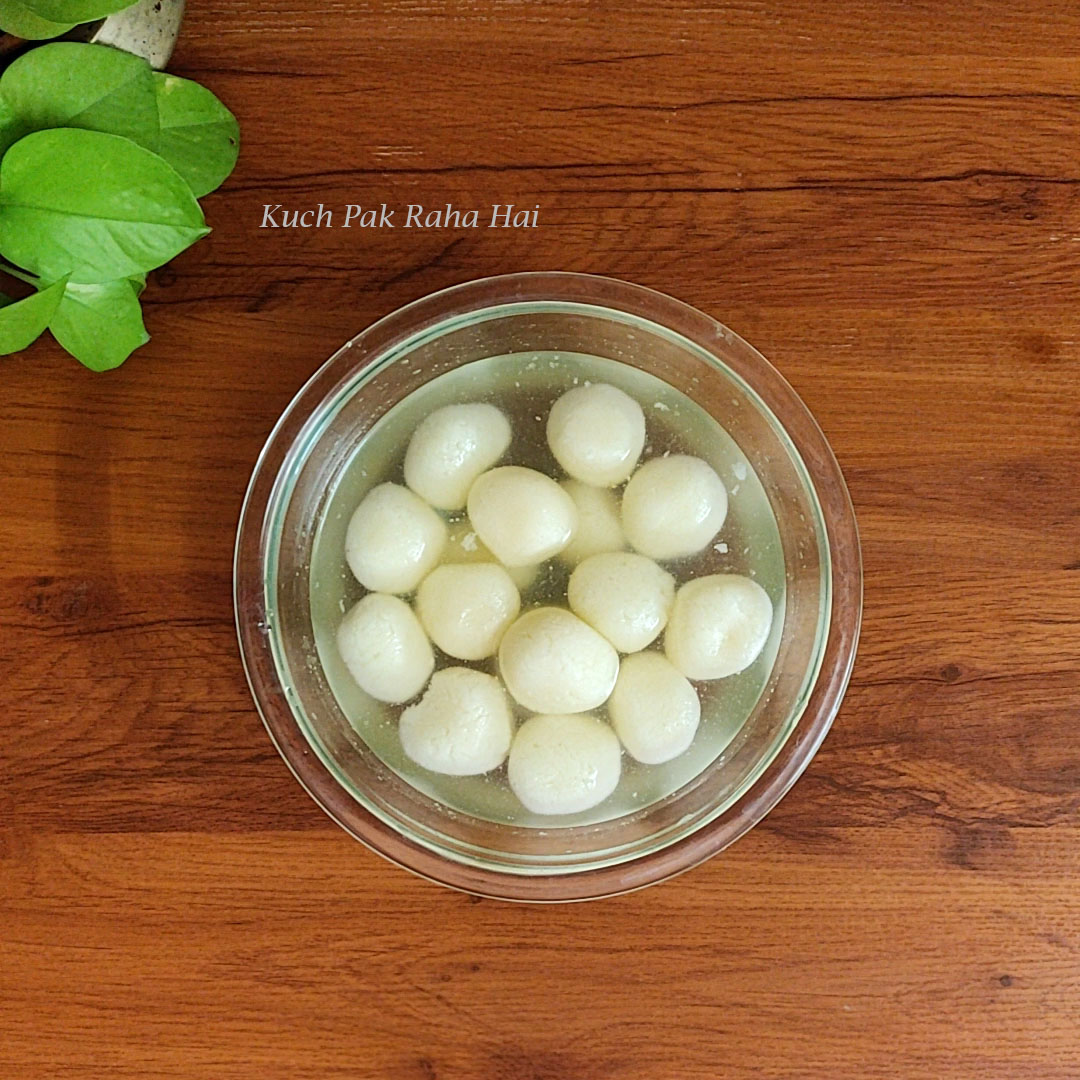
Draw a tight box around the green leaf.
[48,276,148,370]
[0,94,27,156]
[0,128,209,284]
[128,271,146,295]
[9,0,138,23]
[1,43,159,151]
[0,1,76,39]
[0,256,36,283]
[153,72,239,197]
[0,272,68,354]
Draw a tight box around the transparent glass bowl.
[234,272,861,901]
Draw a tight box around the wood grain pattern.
[2,2,1079,1077]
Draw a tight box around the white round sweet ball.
[498,606,619,714]
[567,551,675,653]
[557,479,625,566]
[399,667,514,776]
[443,519,539,592]
[416,562,520,661]
[546,382,646,487]
[404,403,512,511]
[337,593,434,704]
[609,652,700,764]
[621,454,728,560]
[467,466,577,567]
[345,482,447,594]
[508,713,622,815]
[665,574,774,680]
[507,564,540,592]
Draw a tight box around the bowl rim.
[234,271,862,902]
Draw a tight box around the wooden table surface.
[3,2,1080,1077]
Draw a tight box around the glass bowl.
[234,272,861,901]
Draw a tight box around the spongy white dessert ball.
[337,593,434,704]
[557,479,625,566]
[345,483,447,594]
[567,551,675,653]
[404,403,512,511]
[546,382,646,487]
[508,713,622,815]
[498,606,619,714]
[416,562,520,661]
[443,518,539,591]
[467,466,577,567]
[609,652,700,764]
[665,574,774,680]
[399,667,514,775]
[621,454,728,560]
